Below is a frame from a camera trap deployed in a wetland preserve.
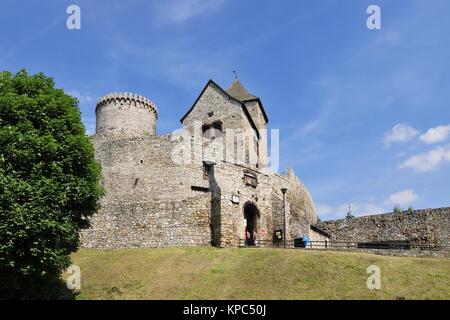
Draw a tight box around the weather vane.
[232,70,238,80]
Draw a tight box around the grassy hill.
[69,247,450,300]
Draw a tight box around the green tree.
[0,70,104,299]
[393,205,402,213]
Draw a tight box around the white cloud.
[316,203,334,217]
[301,119,321,135]
[165,60,221,89]
[419,124,450,144]
[5,16,63,62]
[66,90,96,105]
[152,0,226,26]
[317,202,386,221]
[283,118,322,145]
[386,189,417,207]
[66,90,98,136]
[318,190,420,221]
[82,116,96,136]
[400,144,450,172]
[384,123,420,147]
[358,203,386,216]
[341,203,385,217]
[103,35,229,90]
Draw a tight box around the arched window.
[202,121,222,140]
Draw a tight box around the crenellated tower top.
[95,92,158,136]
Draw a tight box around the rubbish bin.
[294,238,305,248]
[303,235,310,248]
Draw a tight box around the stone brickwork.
[181,81,266,170]
[81,81,318,248]
[206,161,317,247]
[81,134,213,248]
[316,207,450,247]
[81,83,449,250]
[96,93,157,136]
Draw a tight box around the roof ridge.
[226,79,258,101]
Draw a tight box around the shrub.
[393,206,402,213]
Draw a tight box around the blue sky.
[1,0,449,220]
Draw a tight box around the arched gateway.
[243,202,260,246]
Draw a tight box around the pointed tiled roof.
[226,80,268,124]
[180,79,268,125]
[226,80,258,101]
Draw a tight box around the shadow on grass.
[0,274,78,300]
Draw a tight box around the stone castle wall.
[208,161,316,247]
[81,87,318,249]
[182,83,261,170]
[81,86,450,250]
[80,132,318,248]
[316,207,450,246]
[81,134,213,248]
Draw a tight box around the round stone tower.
[95,92,158,136]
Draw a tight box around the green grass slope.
[69,247,450,300]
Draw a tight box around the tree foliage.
[0,70,104,298]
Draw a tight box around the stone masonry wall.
[209,161,317,247]
[81,132,317,248]
[81,84,318,249]
[316,207,450,246]
[96,93,157,137]
[244,100,268,168]
[81,134,213,248]
[182,83,259,170]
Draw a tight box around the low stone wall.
[347,248,450,258]
[316,207,450,247]
[301,247,450,258]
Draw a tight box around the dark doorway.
[244,202,259,246]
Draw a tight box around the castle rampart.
[316,207,450,246]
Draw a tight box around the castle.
[81,79,325,248]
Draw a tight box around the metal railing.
[239,239,450,251]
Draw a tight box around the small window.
[202,124,212,139]
[244,173,257,188]
[203,164,210,180]
[202,121,223,140]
